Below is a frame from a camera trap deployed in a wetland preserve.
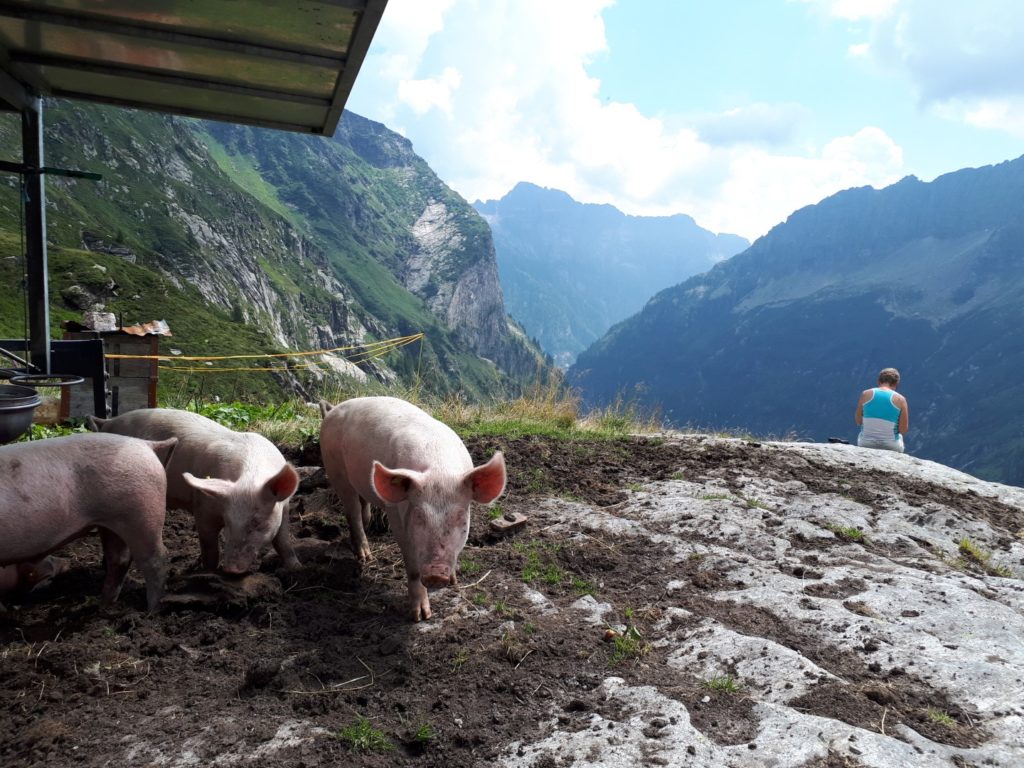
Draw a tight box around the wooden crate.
[61,331,159,418]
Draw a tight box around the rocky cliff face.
[0,102,547,399]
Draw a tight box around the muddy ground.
[1,435,1020,767]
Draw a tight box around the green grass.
[571,577,597,596]
[413,723,436,744]
[335,716,393,754]
[704,675,742,694]
[459,557,483,577]
[440,381,662,441]
[957,537,1016,578]
[926,708,955,727]
[609,624,647,664]
[957,537,989,565]
[699,493,732,502]
[827,523,866,543]
[517,541,566,585]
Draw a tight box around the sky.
[347,0,1024,242]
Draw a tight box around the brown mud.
[0,436,997,766]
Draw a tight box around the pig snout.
[421,563,453,589]
[22,556,70,589]
[220,551,256,576]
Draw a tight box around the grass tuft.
[704,675,742,694]
[926,708,955,727]
[336,716,393,753]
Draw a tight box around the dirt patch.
[802,577,868,599]
[682,597,986,748]
[0,435,998,766]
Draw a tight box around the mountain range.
[569,157,1024,485]
[0,102,548,402]
[474,183,747,367]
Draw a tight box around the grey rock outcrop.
[491,438,1024,767]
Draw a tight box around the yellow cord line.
[105,333,425,362]
[156,334,422,374]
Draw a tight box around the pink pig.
[319,396,507,621]
[0,432,175,610]
[89,408,300,575]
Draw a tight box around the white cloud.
[853,0,1024,132]
[792,0,898,21]
[693,102,810,148]
[397,66,462,116]
[828,0,898,20]
[675,128,905,240]
[349,0,907,241]
[941,97,1024,139]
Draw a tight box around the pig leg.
[339,484,373,564]
[99,528,132,605]
[0,565,20,593]
[104,525,168,612]
[385,507,432,621]
[195,514,223,571]
[136,546,168,612]
[272,513,301,570]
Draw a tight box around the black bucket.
[0,383,42,443]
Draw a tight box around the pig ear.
[265,464,300,501]
[319,400,334,419]
[148,437,178,467]
[86,415,107,432]
[182,472,234,499]
[466,451,507,504]
[372,461,422,504]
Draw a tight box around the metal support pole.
[22,97,49,373]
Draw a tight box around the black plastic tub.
[0,383,42,443]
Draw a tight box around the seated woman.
[855,367,908,453]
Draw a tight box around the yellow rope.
[106,333,424,361]
[156,334,423,374]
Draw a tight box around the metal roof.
[0,0,387,135]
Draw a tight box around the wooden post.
[22,97,49,374]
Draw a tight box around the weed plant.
[336,716,393,753]
[704,675,742,694]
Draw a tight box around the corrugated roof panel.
[3,0,360,55]
[42,65,329,131]
[0,0,387,136]
[0,18,339,97]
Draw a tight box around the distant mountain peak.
[474,184,748,367]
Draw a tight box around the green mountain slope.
[569,157,1024,485]
[0,101,547,402]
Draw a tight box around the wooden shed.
[60,317,170,419]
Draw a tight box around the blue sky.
[348,0,1024,241]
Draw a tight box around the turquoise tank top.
[861,388,901,440]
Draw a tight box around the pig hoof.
[410,598,432,622]
[356,548,374,566]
